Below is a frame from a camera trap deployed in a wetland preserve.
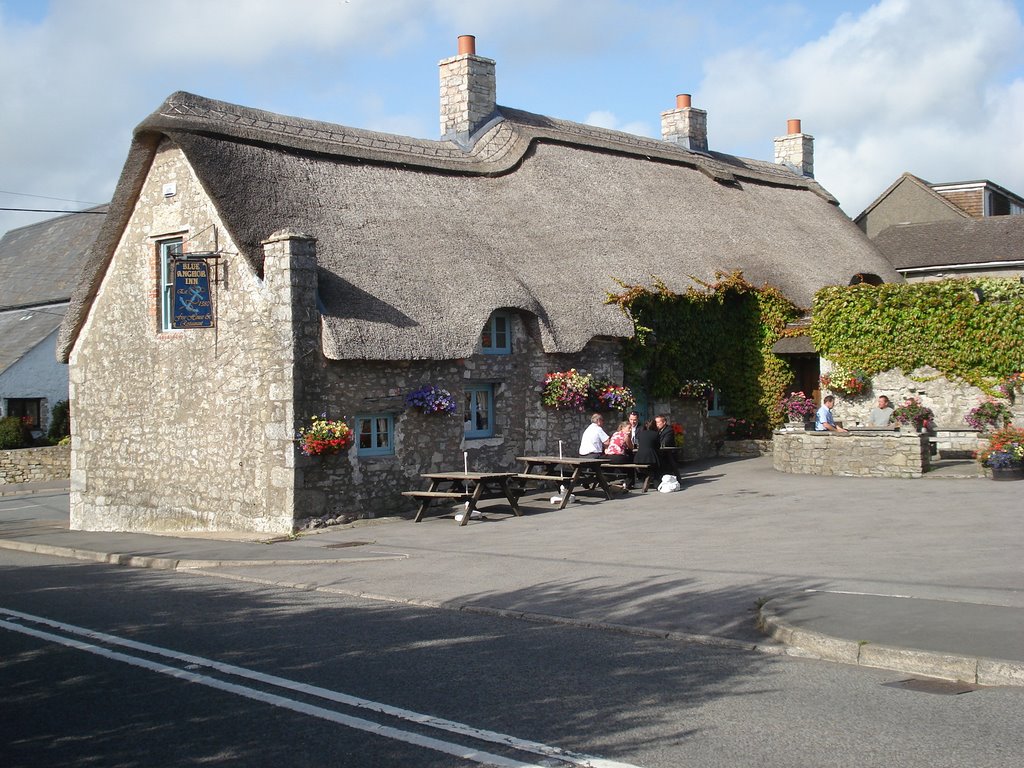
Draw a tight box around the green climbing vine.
[607,271,802,433]
[811,278,1024,392]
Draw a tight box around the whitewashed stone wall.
[69,142,298,533]
[0,445,70,484]
[773,431,930,478]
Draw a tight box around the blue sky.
[2,0,1023,237]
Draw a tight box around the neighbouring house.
[855,172,1024,240]
[872,215,1024,282]
[0,206,106,434]
[58,36,900,533]
[855,173,1024,282]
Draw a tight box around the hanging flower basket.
[541,370,635,413]
[678,379,714,400]
[593,381,637,412]
[297,414,353,456]
[405,384,457,415]
[819,367,869,398]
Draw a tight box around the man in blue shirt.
[815,395,848,433]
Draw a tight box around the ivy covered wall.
[608,272,802,433]
[811,278,1024,391]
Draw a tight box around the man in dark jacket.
[654,414,680,479]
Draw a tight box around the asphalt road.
[2,548,1023,768]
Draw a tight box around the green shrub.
[0,416,32,450]
[48,400,71,442]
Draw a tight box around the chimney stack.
[661,93,708,152]
[773,118,814,177]
[439,35,496,145]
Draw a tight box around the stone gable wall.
[0,445,70,485]
[68,143,297,533]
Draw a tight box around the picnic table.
[514,456,613,510]
[402,471,521,525]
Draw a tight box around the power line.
[0,189,104,205]
[0,207,107,214]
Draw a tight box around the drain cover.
[322,541,371,549]
[882,678,980,695]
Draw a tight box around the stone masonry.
[439,50,496,143]
[773,430,930,478]
[69,141,298,533]
[0,445,70,485]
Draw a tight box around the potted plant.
[964,399,1014,432]
[296,413,353,456]
[405,384,457,415]
[779,391,816,429]
[891,397,934,432]
[976,425,1024,481]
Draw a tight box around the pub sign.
[171,259,215,329]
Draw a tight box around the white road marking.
[0,607,644,768]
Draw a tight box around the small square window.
[356,414,394,456]
[5,398,42,429]
[481,312,511,355]
[464,385,494,438]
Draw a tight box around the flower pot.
[991,466,1024,481]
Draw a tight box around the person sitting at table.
[632,419,661,487]
[653,414,680,479]
[604,421,636,489]
[869,395,894,427]
[578,413,610,456]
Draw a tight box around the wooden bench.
[600,463,655,493]
[404,472,521,525]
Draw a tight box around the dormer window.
[481,312,511,354]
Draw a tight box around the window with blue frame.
[463,385,494,438]
[480,312,511,354]
[356,414,394,456]
[159,237,184,331]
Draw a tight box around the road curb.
[0,483,70,497]
[0,538,407,570]
[759,597,1024,687]
[188,567,788,656]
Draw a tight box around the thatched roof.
[59,92,900,361]
[875,216,1024,270]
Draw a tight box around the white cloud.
[583,110,653,138]
[698,0,1024,214]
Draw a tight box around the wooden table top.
[420,471,518,481]
[516,455,606,465]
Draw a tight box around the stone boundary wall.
[718,439,773,458]
[772,431,930,478]
[0,445,71,485]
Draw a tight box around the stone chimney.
[773,118,814,177]
[661,94,708,151]
[439,35,496,144]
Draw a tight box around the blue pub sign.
[171,258,214,329]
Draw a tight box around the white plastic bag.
[657,474,681,493]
